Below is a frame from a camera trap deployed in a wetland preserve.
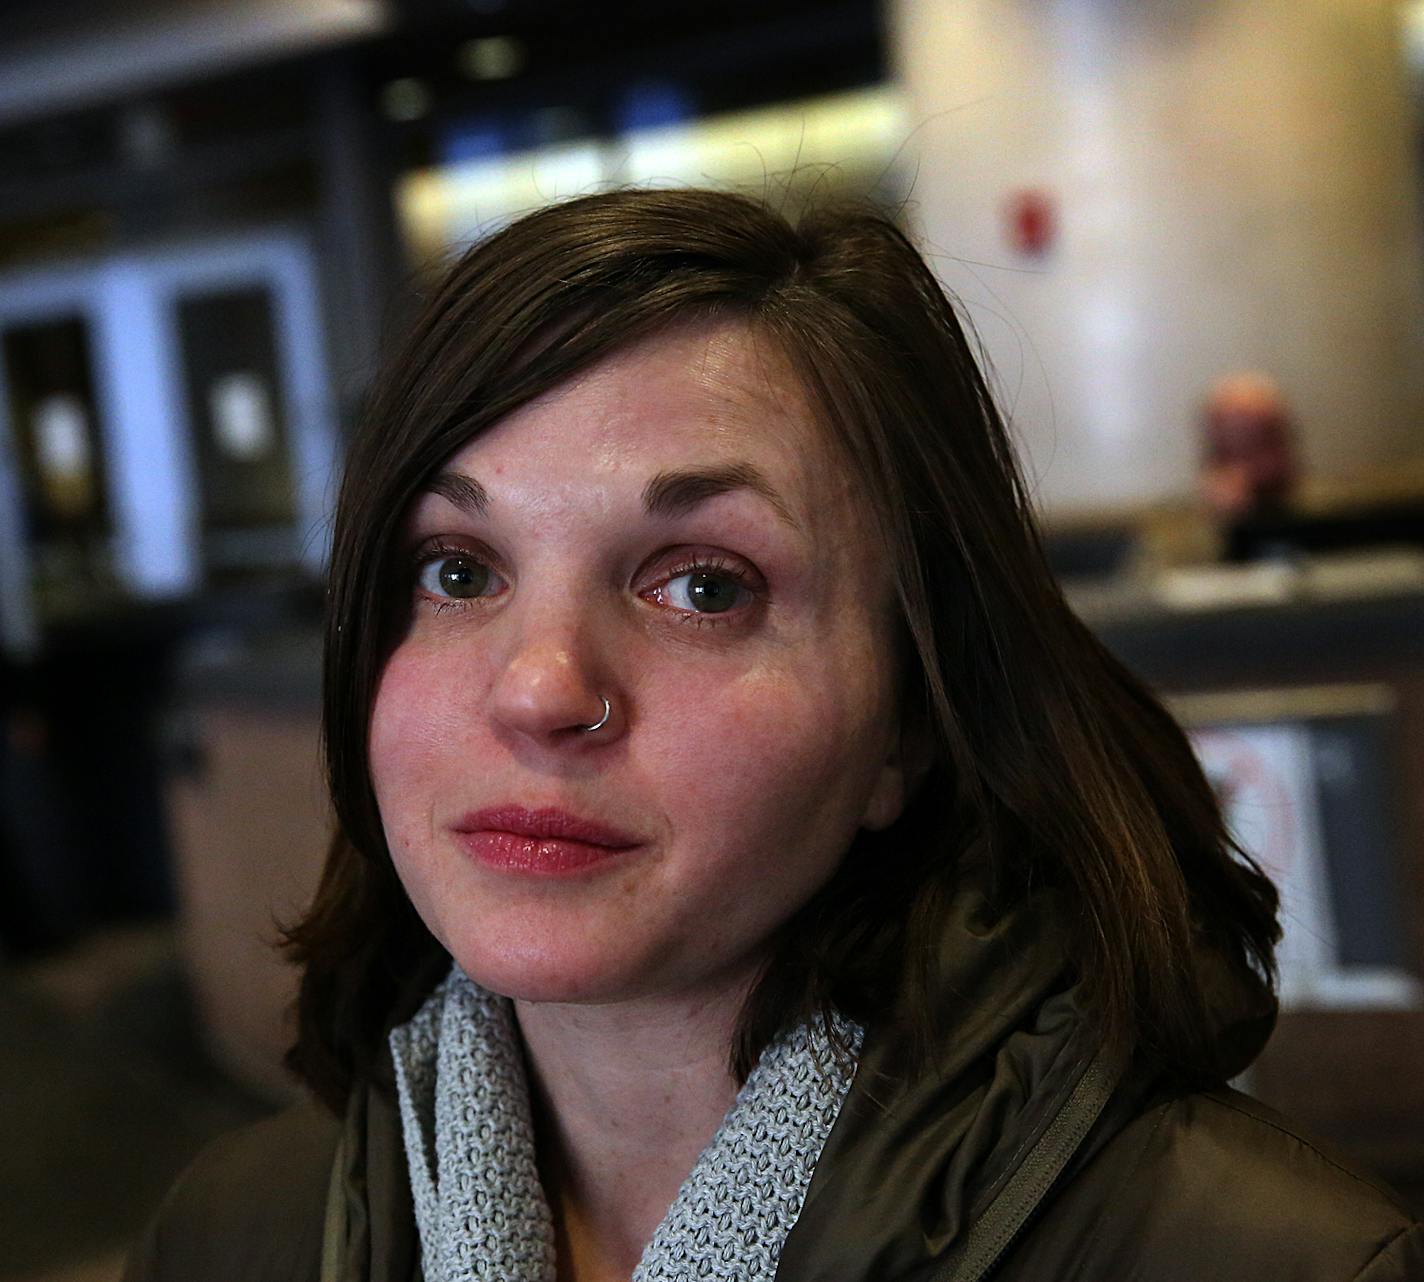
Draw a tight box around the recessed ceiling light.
[457,36,526,81]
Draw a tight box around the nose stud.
[581,695,612,733]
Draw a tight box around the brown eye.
[418,554,495,599]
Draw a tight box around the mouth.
[453,805,643,875]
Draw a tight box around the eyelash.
[407,541,762,629]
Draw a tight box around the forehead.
[446,321,854,510]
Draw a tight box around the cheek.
[368,643,472,835]
[642,662,886,872]
[368,644,482,944]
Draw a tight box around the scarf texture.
[388,967,862,1282]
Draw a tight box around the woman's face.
[369,320,919,1009]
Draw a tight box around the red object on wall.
[1005,189,1057,256]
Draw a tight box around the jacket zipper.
[930,1050,1119,1282]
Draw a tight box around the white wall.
[890,0,1424,514]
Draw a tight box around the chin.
[442,930,665,1007]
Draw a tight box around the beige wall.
[890,0,1424,514]
[166,703,329,1100]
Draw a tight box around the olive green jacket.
[125,878,1423,1281]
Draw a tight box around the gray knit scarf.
[389,966,862,1282]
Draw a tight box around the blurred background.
[0,0,1422,1277]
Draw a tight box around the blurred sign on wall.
[1184,685,1421,1010]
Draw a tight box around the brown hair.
[285,188,1278,1112]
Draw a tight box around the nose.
[485,605,619,744]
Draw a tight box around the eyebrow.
[641,462,801,532]
[424,470,489,515]
[421,461,801,532]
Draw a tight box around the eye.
[416,552,501,601]
[644,553,761,625]
[662,569,749,615]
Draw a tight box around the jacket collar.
[777,856,1275,1281]
[778,865,1095,1280]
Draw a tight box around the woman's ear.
[860,704,935,832]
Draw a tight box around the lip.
[453,805,643,876]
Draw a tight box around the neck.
[514,981,750,1281]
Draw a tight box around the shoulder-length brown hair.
[285,187,1278,1112]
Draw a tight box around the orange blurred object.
[1200,372,1299,520]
